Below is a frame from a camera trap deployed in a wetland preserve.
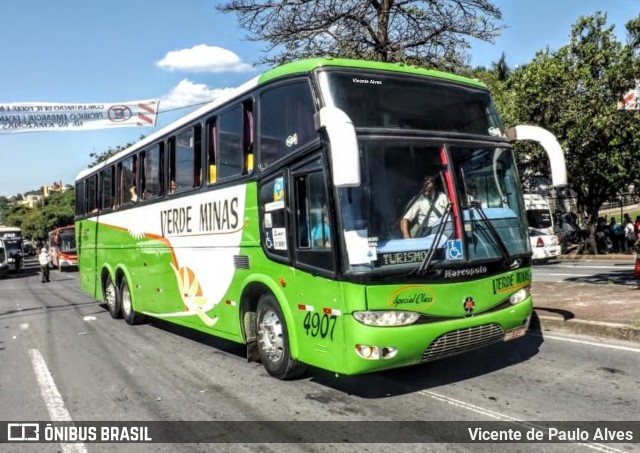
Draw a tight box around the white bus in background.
[524,194,561,262]
[0,226,23,272]
[524,194,554,235]
[0,238,9,278]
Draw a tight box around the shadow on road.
[564,270,637,286]
[94,302,545,398]
[306,313,545,398]
[531,307,575,321]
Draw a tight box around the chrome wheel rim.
[121,285,132,316]
[258,309,284,362]
[105,282,116,310]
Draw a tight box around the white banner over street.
[0,99,159,133]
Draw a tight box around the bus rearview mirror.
[315,107,361,187]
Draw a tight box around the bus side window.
[259,174,289,262]
[206,118,217,184]
[87,174,98,214]
[169,126,200,192]
[244,101,254,174]
[100,166,114,210]
[259,80,317,169]
[168,137,176,194]
[193,124,202,188]
[218,105,244,180]
[292,162,334,273]
[142,144,163,199]
[118,155,137,204]
[75,180,85,215]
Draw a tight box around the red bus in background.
[48,225,77,271]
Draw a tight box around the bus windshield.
[337,140,529,273]
[58,231,77,253]
[319,70,503,135]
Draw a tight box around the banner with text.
[0,99,159,133]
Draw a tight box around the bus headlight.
[509,286,531,305]
[353,311,420,327]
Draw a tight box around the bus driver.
[400,176,449,238]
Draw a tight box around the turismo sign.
[0,99,159,133]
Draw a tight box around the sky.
[0,0,637,197]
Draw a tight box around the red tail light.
[536,237,544,247]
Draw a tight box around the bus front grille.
[421,323,504,363]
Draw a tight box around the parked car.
[529,229,561,263]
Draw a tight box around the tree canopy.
[476,12,640,227]
[2,189,75,241]
[87,136,143,167]
[217,0,504,69]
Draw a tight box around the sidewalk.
[531,253,640,343]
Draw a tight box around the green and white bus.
[76,58,538,379]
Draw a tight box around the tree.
[88,135,144,167]
[217,0,504,69]
[497,13,640,252]
[2,189,75,241]
[0,196,10,223]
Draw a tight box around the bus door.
[258,155,337,274]
[258,155,343,369]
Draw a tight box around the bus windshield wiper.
[410,204,452,277]
[469,201,518,268]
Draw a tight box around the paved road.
[532,258,635,284]
[0,262,638,452]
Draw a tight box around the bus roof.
[258,58,487,88]
[0,225,21,232]
[75,58,487,181]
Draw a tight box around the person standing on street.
[38,247,51,283]
[13,251,23,273]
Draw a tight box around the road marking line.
[420,391,624,452]
[542,334,640,353]
[29,349,87,453]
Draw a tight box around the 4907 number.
[303,312,337,341]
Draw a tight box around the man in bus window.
[400,176,449,238]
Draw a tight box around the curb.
[559,253,635,260]
[534,314,640,344]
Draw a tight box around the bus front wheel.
[256,294,307,380]
[120,278,146,325]
[104,275,121,319]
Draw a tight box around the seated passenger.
[311,206,331,248]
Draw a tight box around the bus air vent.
[234,255,250,269]
[421,323,504,363]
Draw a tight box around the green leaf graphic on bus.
[170,263,219,327]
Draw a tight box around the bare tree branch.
[217,0,504,69]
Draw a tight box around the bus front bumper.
[337,298,533,376]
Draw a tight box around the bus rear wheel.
[256,293,307,380]
[104,275,121,319]
[120,277,146,325]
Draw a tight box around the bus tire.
[120,277,146,325]
[104,275,121,319]
[256,293,307,380]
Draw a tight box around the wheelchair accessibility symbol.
[446,239,463,260]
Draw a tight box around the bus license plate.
[504,325,527,341]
